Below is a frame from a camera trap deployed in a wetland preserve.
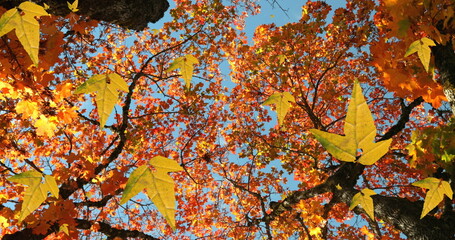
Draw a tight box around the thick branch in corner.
[76,219,160,240]
[432,41,455,115]
[0,0,169,30]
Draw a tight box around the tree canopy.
[0,0,454,239]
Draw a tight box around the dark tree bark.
[0,0,169,30]
[432,42,455,114]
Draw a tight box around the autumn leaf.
[121,156,183,230]
[59,223,70,235]
[16,100,39,119]
[404,37,436,72]
[67,0,79,12]
[310,81,392,165]
[166,54,199,89]
[8,171,59,222]
[263,92,295,126]
[34,115,57,138]
[412,177,453,219]
[350,188,377,220]
[0,2,48,65]
[74,73,129,127]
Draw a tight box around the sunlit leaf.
[120,165,153,204]
[8,171,58,222]
[121,156,183,230]
[404,37,436,72]
[74,73,129,127]
[0,2,48,65]
[34,115,57,138]
[166,54,199,89]
[310,81,392,165]
[412,177,453,219]
[59,223,69,235]
[67,0,79,12]
[263,92,295,126]
[350,188,377,220]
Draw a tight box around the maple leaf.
[15,100,39,119]
[412,177,453,219]
[59,223,70,235]
[67,0,79,12]
[404,37,436,73]
[121,156,183,230]
[349,188,377,220]
[263,92,295,126]
[74,73,129,127]
[166,54,199,89]
[8,171,59,222]
[34,115,57,138]
[310,81,392,165]
[0,2,48,65]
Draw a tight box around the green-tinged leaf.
[277,55,286,64]
[0,2,48,65]
[0,8,18,37]
[8,171,58,222]
[121,157,182,230]
[146,156,183,230]
[350,188,377,220]
[166,54,199,89]
[397,19,410,37]
[7,170,42,185]
[412,177,453,219]
[263,92,295,126]
[310,81,391,165]
[404,37,436,72]
[309,129,356,162]
[44,175,59,198]
[74,73,129,127]
[67,0,79,12]
[120,165,153,205]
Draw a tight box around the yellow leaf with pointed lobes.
[412,177,453,218]
[263,92,295,126]
[350,188,377,220]
[310,80,391,165]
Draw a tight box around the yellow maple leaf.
[34,115,57,137]
[310,81,392,165]
[309,227,321,236]
[16,100,39,119]
[412,177,453,218]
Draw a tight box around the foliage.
[310,81,392,165]
[0,0,454,239]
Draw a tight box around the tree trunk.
[0,0,169,30]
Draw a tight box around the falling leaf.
[263,92,295,126]
[166,54,199,89]
[310,81,392,165]
[0,2,48,65]
[8,171,59,222]
[412,177,453,219]
[404,37,436,72]
[121,156,183,230]
[350,188,377,220]
[67,0,79,12]
[74,73,129,127]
